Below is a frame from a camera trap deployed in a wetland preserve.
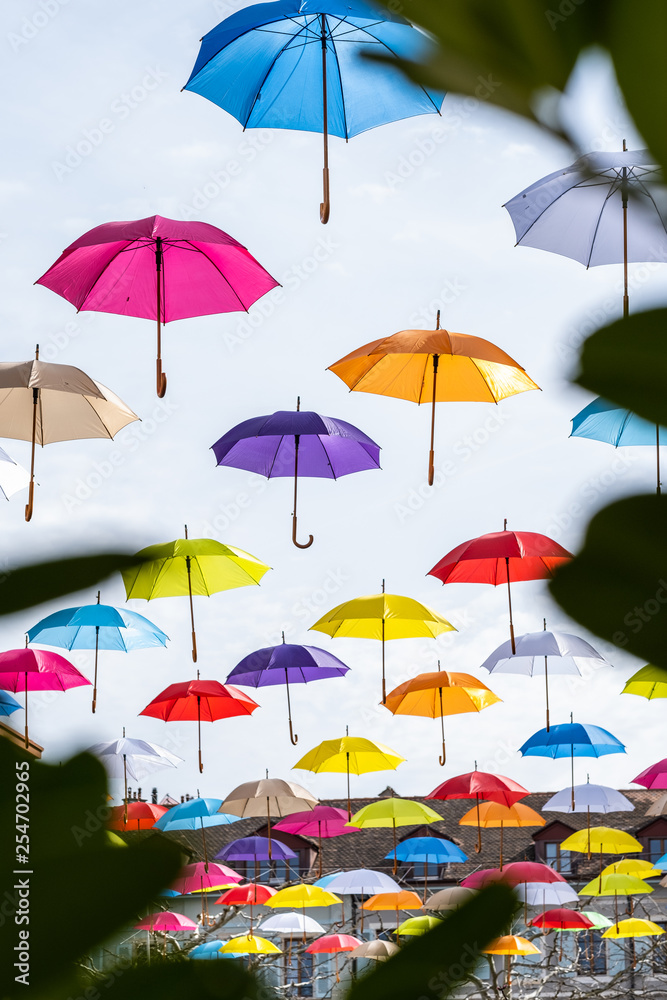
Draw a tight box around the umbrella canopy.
[0,445,29,501]
[603,918,665,939]
[28,596,168,713]
[36,215,278,397]
[633,758,667,789]
[108,802,168,831]
[562,827,642,855]
[215,883,277,906]
[483,935,540,956]
[645,792,667,816]
[603,860,662,878]
[542,782,634,814]
[459,802,545,869]
[350,798,441,875]
[384,669,501,765]
[221,777,318,860]
[462,863,566,889]
[310,589,455,702]
[427,769,529,853]
[215,835,296,863]
[424,887,477,911]
[325,869,400,895]
[189,942,226,959]
[171,862,242,895]
[481,626,611,730]
[394,915,442,936]
[0,691,21,717]
[226,636,349,744]
[561,911,612,931]
[212,402,381,548]
[384,836,467,865]
[220,934,281,955]
[529,909,594,931]
[0,351,138,520]
[183,0,443,222]
[0,647,91,748]
[579,872,653,897]
[515,882,579,906]
[264,884,341,909]
[134,912,198,932]
[122,529,270,662]
[87,736,182,781]
[328,323,538,484]
[362,890,423,911]
[274,805,360,877]
[428,527,572,653]
[306,934,362,953]
[140,679,259,773]
[259,913,324,935]
[349,939,398,960]
[622,665,667,700]
[154,798,240,830]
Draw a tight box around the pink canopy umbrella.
[0,647,90,748]
[35,215,278,397]
[274,805,360,876]
[170,861,242,925]
[134,912,198,932]
[306,934,363,982]
[633,759,667,789]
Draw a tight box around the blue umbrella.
[0,690,21,716]
[190,941,229,959]
[519,720,625,810]
[155,798,241,872]
[27,592,168,713]
[384,836,468,865]
[571,396,665,494]
[183,0,444,222]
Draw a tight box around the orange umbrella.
[384,665,501,765]
[362,890,423,938]
[327,318,539,484]
[459,801,545,869]
[483,934,540,989]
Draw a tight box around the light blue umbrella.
[27,593,168,713]
[571,396,665,494]
[183,0,444,223]
[384,836,467,866]
[0,690,21,716]
[154,797,241,870]
[190,941,231,959]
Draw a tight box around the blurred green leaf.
[575,309,667,426]
[0,552,145,618]
[345,883,516,1000]
[550,495,667,666]
[99,958,261,1000]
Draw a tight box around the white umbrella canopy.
[259,913,324,936]
[515,882,579,906]
[543,783,634,814]
[86,736,183,781]
[0,445,30,500]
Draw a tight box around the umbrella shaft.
[428,355,439,486]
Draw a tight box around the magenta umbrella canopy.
[274,805,360,877]
[0,647,91,749]
[35,215,279,397]
[134,911,198,932]
[633,758,667,789]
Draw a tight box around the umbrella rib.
[584,183,619,269]
[315,434,337,480]
[74,242,135,309]
[180,242,248,311]
[354,26,442,114]
[511,182,583,246]
[326,16,350,140]
[241,19,315,129]
[81,393,114,438]
[469,358,499,402]
[265,436,285,478]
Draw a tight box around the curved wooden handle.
[191,631,198,663]
[438,740,446,766]
[292,514,314,549]
[320,167,330,224]
[289,719,299,746]
[157,360,167,398]
[24,480,34,522]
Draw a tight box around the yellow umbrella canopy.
[327,324,539,485]
[384,667,501,766]
[603,859,662,878]
[579,873,653,897]
[310,588,456,702]
[458,801,545,869]
[621,664,667,699]
[602,918,665,939]
[221,934,282,954]
[560,827,643,855]
[264,884,342,909]
[350,797,441,874]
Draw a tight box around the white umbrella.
[259,913,324,936]
[0,445,30,500]
[543,783,634,814]
[480,624,611,730]
[325,868,400,933]
[0,348,139,520]
[515,882,579,906]
[86,733,182,822]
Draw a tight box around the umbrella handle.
[320,169,330,225]
[288,717,298,746]
[24,480,34,523]
[191,631,198,663]
[438,741,446,767]
[292,513,313,549]
[156,359,167,398]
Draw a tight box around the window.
[544,842,572,874]
[256,859,291,883]
[648,838,667,863]
[577,931,606,975]
[411,861,441,881]
[285,950,313,997]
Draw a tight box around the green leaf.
[345,883,516,1000]
[575,309,667,426]
[0,552,145,618]
[97,957,262,1000]
[549,495,667,665]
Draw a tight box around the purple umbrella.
[214,835,296,881]
[226,633,349,745]
[211,397,381,548]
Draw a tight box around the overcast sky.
[1,2,666,810]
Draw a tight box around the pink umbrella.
[36,215,279,397]
[0,647,90,748]
[274,805,360,876]
[134,912,198,931]
[171,862,242,926]
[633,759,667,789]
[306,934,363,982]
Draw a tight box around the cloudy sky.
[1,1,665,809]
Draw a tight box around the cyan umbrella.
[183,0,444,222]
[0,691,21,716]
[154,797,241,871]
[571,396,666,494]
[384,836,467,865]
[28,592,168,713]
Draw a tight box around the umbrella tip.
[543,618,547,630]
[296,396,300,411]
[35,344,39,360]
[122,726,125,738]
[623,138,627,151]
[282,631,285,644]
[435,309,440,330]
[381,578,385,593]
[503,518,507,530]
[184,524,188,539]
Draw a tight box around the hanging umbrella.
[309,586,455,703]
[645,792,667,817]
[36,215,278,398]
[427,524,572,653]
[458,801,545,869]
[384,836,467,903]
[139,677,259,773]
[349,798,441,875]
[562,827,643,855]
[0,647,90,748]
[559,911,612,931]
[226,634,350,744]
[122,526,270,662]
[603,918,665,939]
[306,933,362,983]
[328,319,539,484]
[543,782,634,814]
[171,861,243,925]
[28,592,168,713]
[622,664,667,700]
[134,912,198,932]
[87,731,181,825]
[215,882,277,935]
[426,769,529,854]
[394,915,442,936]
[0,445,29,501]
[461,862,567,890]
[632,758,667,789]
[384,667,501,765]
[189,941,227,960]
[480,623,611,730]
[326,868,400,934]
[220,778,318,860]
[349,939,398,960]
[293,735,404,820]
[579,872,652,927]
[107,802,168,831]
[363,890,423,939]
[424,887,476,912]
[215,836,296,884]
[154,797,241,871]
[515,882,579,906]
[519,720,625,810]
[603,860,662,878]
[0,348,138,521]
[483,934,540,990]
[220,934,282,955]
[259,913,325,937]
[212,400,380,549]
[263,883,341,943]
[571,398,667,495]
[274,805,360,878]
[183,0,443,223]
[0,691,21,717]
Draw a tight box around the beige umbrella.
[349,940,399,960]
[423,886,476,911]
[645,792,667,816]
[0,346,139,521]
[220,777,318,860]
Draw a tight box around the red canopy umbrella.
[530,909,594,929]
[214,882,277,933]
[0,647,91,748]
[107,801,168,831]
[139,676,259,773]
[306,934,363,982]
[462,863,567,889]
[427,522,572,652]
[426,769,529,853]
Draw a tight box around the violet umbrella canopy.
[225,635,350,744]
[215,835,296,862]
[0,647,91,748]
[211,400,381,548]
[35,215,279,397]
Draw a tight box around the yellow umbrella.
[309,585,455,702]
[602,859,662,878]
[482,934,540,989]
[349,798,441,875]
[293,735,405,820]
[603,918,665,938]
[561,826,643,855]
[384,664,501,765]
[458,801,544,869]
[221,934,282,955]
[327,320,539,485]
[621,664,667,699]
[263,883,342,944]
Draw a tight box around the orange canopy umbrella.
[384,665,501,766]
[362,889,422,937]
[459,801,545,869]
[327,318,539,484]
[483,934,540,989]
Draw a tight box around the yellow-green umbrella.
[121,526,270,661]
[579,871,652,924]
[621,664,667,699]
[221,934,282,955]
[349,798,441,874]
[309,585,455,703]
[393,915,442,936]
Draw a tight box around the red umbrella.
[107,801,167,831]
[139,677,259,773]
[427,522,572,652]
[0,647,91,748]
[462,863,567,889]
[530,909,594,929]
[306,934,363,983]
[214,882,277,933]
[426,768,529,853]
